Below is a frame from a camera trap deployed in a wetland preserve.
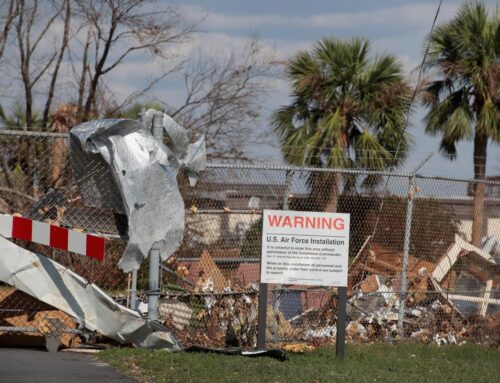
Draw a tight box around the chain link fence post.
[398,174,416,336]
[129,111,147,311]
[130,269,138,310]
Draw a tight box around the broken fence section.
[0,129,499,350]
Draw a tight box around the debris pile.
[0,287,81,348]
[161,288,259,348]
[159,236,499,349]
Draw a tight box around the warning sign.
[260,210,350,287]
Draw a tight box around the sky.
[136,0,499,179]
[1,0,498,179]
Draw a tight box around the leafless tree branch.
[41,0,71,128]
[27,0,64,58]
[106,61,185,115]
[75,0,199,121]
[0,0,17,61]
[167,37,274,160]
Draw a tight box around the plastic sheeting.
[69,112,206,272]
[0,235,181,350]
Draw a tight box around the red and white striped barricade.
[0,214,105,261]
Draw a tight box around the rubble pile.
[158,238,499,349]
[346,291,467,345]
[160,276,260,348]
[0,287,81,348]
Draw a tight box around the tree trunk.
[41,0,71,130]
[471,131,488,247]
[76,26,92,122]
[82,19,118,121]
[1,148,15,189]
[311,172,341,212]
[325,172,341,212]
[50,105,76,189]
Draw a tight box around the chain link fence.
[0,129,499,350]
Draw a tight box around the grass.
[97,343,500,383]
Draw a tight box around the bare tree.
[2,0,197,128]
[13,0,71,128]
[73,0,197,122]
[166,38,273,160]
[2,1,273,162]
[0,0,17,61]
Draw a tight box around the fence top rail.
[0,129,69,138]
[206,163,500,186]
[414,173,500,186]
[206,162,412,178]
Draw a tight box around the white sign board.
[260,210,350,287]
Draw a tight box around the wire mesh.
[0,131,126,345]
[0,130,498,349]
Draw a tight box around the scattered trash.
[184,345,288,361]
[281,343,314,352]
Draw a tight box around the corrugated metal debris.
[0,236,181,350]
[69,111,206,272]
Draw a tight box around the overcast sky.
[136,0,498,179]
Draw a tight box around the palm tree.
[421,1,499,246]
[272,37,412,211]
[0,103,42,130]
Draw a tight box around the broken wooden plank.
[432,235,497,283]
[429,278,465,319]
[199,250,229,293]
[447,293,500,306]
[432,241,462,283]
[368,258,421,281]
[359,265,392,277]
[359,274,381,293]
[347,235,373,289]
[479,279,494,317]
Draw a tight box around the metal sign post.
[256,282,268,349]
[336,286,347,359]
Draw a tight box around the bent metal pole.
[147,112,164,321]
